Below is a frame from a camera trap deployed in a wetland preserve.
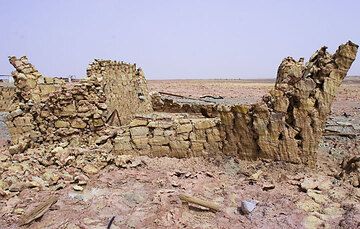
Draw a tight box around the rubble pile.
[152,41,359,166]
[0,138,145,196]
[113,113,222,158]
[87,59,152,125]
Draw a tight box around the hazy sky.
[1,0,359,79]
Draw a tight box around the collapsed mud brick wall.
[87,60,152,125]
[6,56,107,147]
[152,41,358,165]
[113,113,222,158]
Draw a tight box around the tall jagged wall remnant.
[152,41,358,165]
[8,56,42,103]
[87,60,152,125]
[6,56,108,146]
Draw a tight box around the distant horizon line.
[0,74,359,80]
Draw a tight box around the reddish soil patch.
[1,79,359,229]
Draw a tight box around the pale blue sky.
[0,0,359,79]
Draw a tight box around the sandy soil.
[1,79,359,229]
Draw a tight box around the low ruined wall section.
[150,41,358,166]
[113,113,222,158]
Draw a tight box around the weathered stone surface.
[55,120,70,128]
[129,119,148,127]
[151,41,358,165]
[177,123,193,133]
[193,119,216,130]
[148,120,173,129]
[71,118,87,129]
[3,41,358,167]
[6,56,108,146]
[87,60,152,125]
[130,126,149,136]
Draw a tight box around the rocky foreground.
[0,80,359,228]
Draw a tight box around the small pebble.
[240,200,257,214]
[73,185,84,191]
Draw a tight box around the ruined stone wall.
[87,60,152,125]
[113,113,222,158]
[6,57,107,146]
[0,82,64,112]
[5,42,357,166]
[151,41,358,165]
[0,86,16,111]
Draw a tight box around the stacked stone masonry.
[3,41,358,166]
[87,60,152,125]
[113,113,222,158]
[151,41,358,166]
[0,86,16,112]
[6,56,107,146]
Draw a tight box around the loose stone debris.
[0,41,359,228]
[240,200,257,214]
[19,195,58,226]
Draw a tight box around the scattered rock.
[82,164,100,175]
[73,185,84,191]
[300,177,318,191]
[303,215,324,229]
[262,182,275,191]
[14,208,25,215]
[239,200,257,214]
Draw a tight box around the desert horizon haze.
[0,0,360,79]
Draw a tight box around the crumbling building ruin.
[3,41,358,167]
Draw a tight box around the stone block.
[170,140,190,149]
[193,119,216,130]
[206,128,222,142]
[176,123,193,133]
[60,103,76,116]
[132,137,149,149]
[149,136,169,146]
[153,128,164,136]
[55,120,70,128]
[113,136,133,153]
[93,118,104,127]
[151,145,171,157]
[71,118,87,129]
[191,142,204,152]
[129,119,148,127]
[148,120,173,129]
[176,133,189,141]
[130,126,149,136]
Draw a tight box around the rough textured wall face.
[151,41,358,165]
[4,42,357,166]
[113,113,222,158]
[6,57,107,146]
[0,86,16,112]
[8,56,42,103]
[87,60,152,125]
